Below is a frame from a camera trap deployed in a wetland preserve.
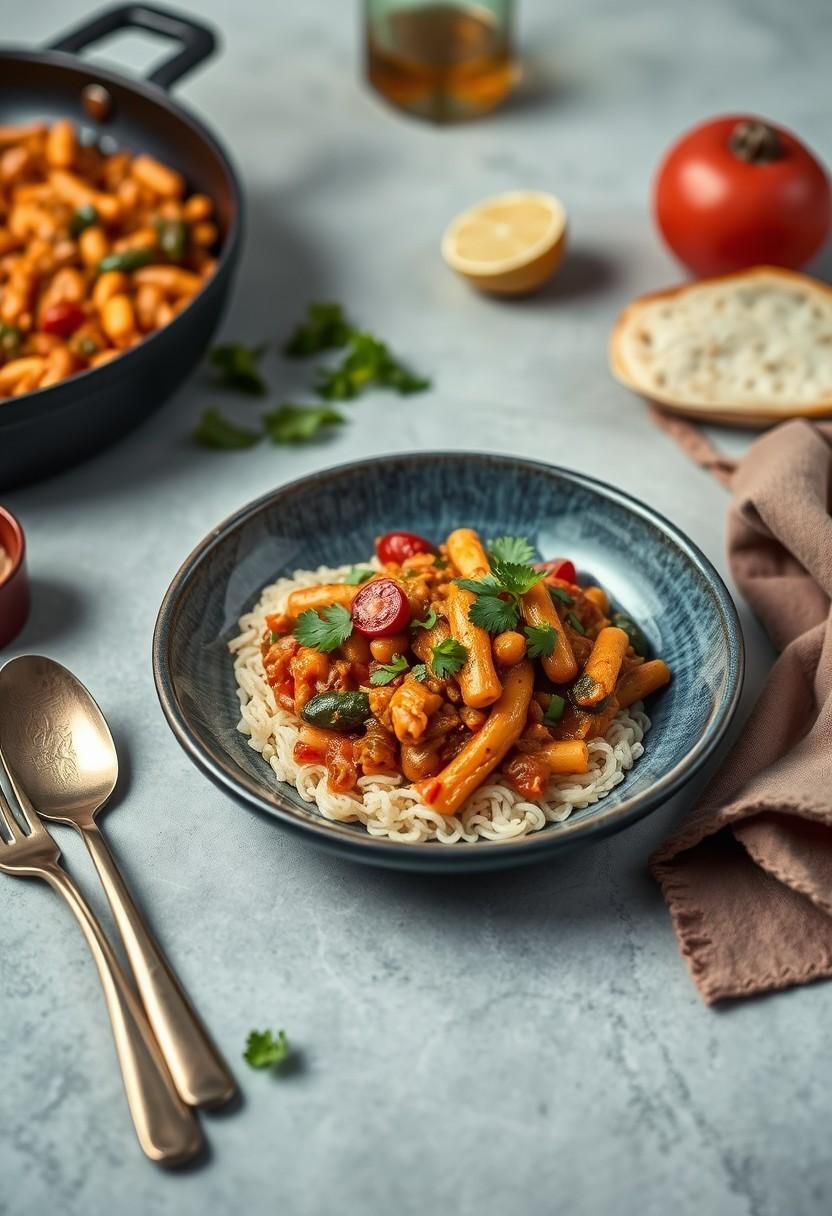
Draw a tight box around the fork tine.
[0,749,41,837]
[0,781,20,842]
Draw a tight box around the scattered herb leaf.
[548,586,575,606]
[244,1028,290,1070]
[345,567,375,585]
[210,342,268,395]
[370,654,409,686]
[269,630,282,643]
[294,604,353,652]
[489,536,535,565]
[543,694,566,725]
[524,623,558,659]
[264,403,344,444]
[430,637,468,679]
[413,607,438,631]
[566,611,587,636]
[411,663,428,682]
[316,331,430,401]
[284,302,353,357]
[192,407,261,450]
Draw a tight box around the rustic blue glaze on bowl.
[153,452,743,873]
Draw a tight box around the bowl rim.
[152,450,745,868]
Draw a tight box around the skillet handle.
[47,3,217,91]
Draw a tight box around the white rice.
[230,563,651,845]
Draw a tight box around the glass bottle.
[365,0,516,123]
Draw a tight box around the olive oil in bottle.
[366,2,516,122]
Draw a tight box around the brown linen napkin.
[650,414,832,1003]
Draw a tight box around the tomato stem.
[729,120,783,164]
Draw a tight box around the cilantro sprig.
[192,408,261,449]
[430,637,468,679]
[489,536,535,565]
[411,663,428,682]
[244,1028,290,1071]
[413,607,438,630]
[294,604,353,652]
[210,342,267,395]
[370,655,409,686]
[284,302,353,357]
[524,623,558,659]
[264,404,344,444]
[566,611,587,636]
[316,331,430,401]
[456,558,544,634]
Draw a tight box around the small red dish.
[0,506,29,648]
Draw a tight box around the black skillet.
[0,4,244,489]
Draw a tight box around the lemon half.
[441,191,567,296]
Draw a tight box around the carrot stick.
[446,527,490,577]
[521,582,578,684]
[616,659,671,708]
[286,584,357,616]
[537,740,589,774]
[446,584,502,709]
[414,661,534,815]
[572,626,630,707]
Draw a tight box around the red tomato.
[40,300,86,337]
[375,530,433,565]
[351,578,411,637]
[537,558,576,584]
[654,115,831,276]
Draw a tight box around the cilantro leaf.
[345,567,375,585]
[370,654,409,686]
[244,1028,290,1070]
[294,604,353,652]
[489,536,535,565]
[548,586,575,606]
[468,594,519,633]
[430,637,468,679]
[454,574,501,596]
[489,559,544,597]
[283,302,353,357]
[264,404,344,444]
[192,407,261,450]
[411,663,428,682]
[210,342,267,395]
[566,611,587,636]
[543,694,566,725]
[524,623,558,659]
[413,607,438,630]
[316,331,430,401]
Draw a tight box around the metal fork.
[0,779,201,1165]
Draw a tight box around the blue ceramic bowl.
[153,452,743,873]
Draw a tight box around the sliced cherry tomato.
[351,577,411,637]
[40,300,86,338]
[375,530,434,565]
[536,558,576,584]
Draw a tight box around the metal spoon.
[0,654,235,1109]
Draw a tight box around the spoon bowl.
[0,655,117,826]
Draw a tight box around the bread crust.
[609,266,832,426]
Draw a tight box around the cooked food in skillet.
[231,529,671,844]
[0,120,218,398]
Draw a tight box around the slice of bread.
[610,267,832,427]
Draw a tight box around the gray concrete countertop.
[2,2,831,1213]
